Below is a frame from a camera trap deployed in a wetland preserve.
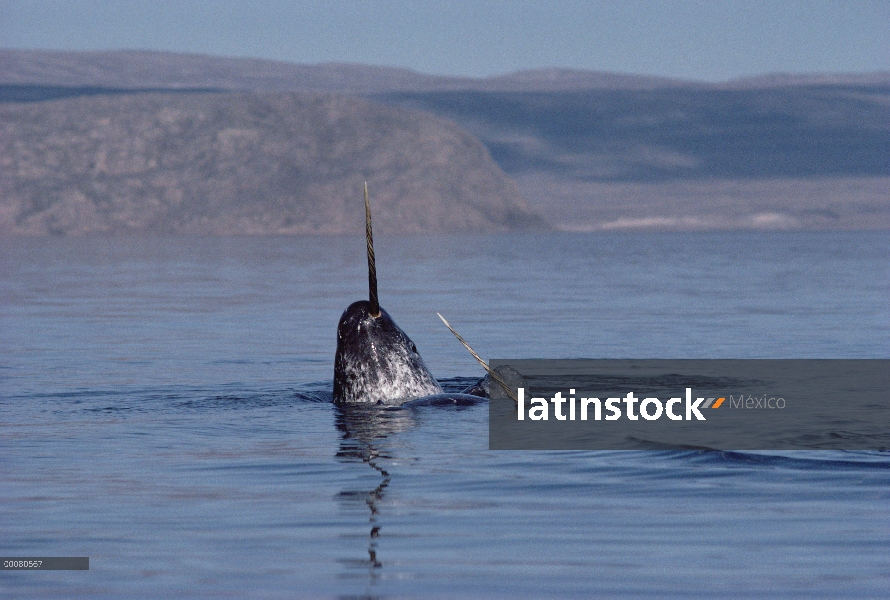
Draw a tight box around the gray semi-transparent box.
[488,360,890,450]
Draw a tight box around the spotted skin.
[334,301,442,404]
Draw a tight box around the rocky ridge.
[0,91,546,235]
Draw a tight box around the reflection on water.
[334,404,414,581]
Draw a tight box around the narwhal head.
[333,184,442,404]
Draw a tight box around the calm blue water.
[2,232,889,598]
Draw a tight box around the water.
[2,232,889,598]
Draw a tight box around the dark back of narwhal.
[333,184,442,404]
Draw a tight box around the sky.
[1,0,888,81]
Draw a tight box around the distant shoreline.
[2,50,887,235]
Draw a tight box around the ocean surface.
[2,231,889,598]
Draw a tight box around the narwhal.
[333,184,444,404]
[333,184,521,405]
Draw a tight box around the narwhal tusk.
[436,313,518,403]
[364,182,380,317]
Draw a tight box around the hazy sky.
[1,0,888,81]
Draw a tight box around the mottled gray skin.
[334,301,443,404]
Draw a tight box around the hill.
[0,49,695,93]
[377,86,890,182]
[0,91,546,235]
[3,49,887,94]
[375,83,890,229]
[2,49,888,231]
